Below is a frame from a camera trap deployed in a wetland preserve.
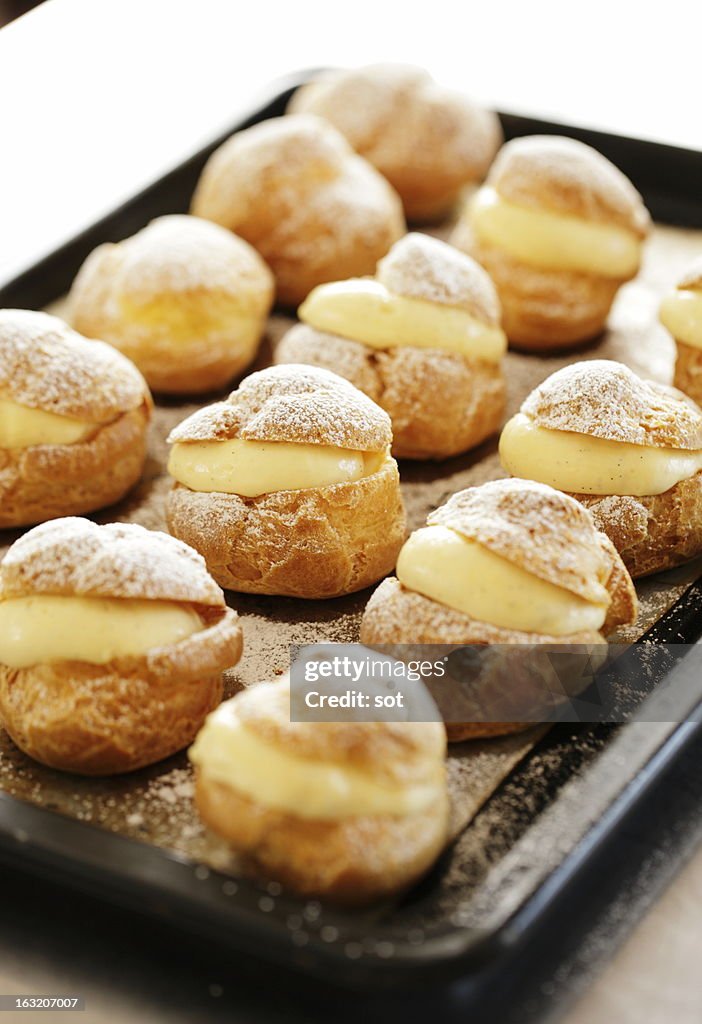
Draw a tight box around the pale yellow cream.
[298,279,507,363]
[0,397,96,448]
[660,289,702,350]
[0,595,203,668]
[168,438,385,496]
[470,186,642,278]
[500,413,702,496]
[396,525,608,635]
[189,700,442,820]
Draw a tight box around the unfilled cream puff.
[166,365,406,598]
[190,678,449,903]
[660,257,702,405]
[276,233,507,460]
[0,518,242,775]
[451,136,650,349]
[0,309,151,529]
[191,114,405,307]
[288,63,502,222]
[500,360,702,577]
[68,215,274,394]
[360,478,637,739]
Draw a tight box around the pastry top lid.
[677,255,702,292]
[487,136,650,237]
[0,310,149,423]
[428,478,613,603]
[168,364,393,452]
[212,679,446,786]
[289,63,501,178]
[520,360,702,450]
[0,518,224,607]
[377,232,501,323]
[70,215,274,308]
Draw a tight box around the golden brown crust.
[0,607,242,775]
[521,360,702,449]
[487,136,650,237]
[167,364,392,452]
[0,404,150,529]
[427,479,621,604]
[451,221,621,349]
[673,340,702,407]
[166,458,406,598]
[68,216,274,395]
[195,773,449,904]
[288,64,502,222]
[678,260,702,292]
[0,309,149,422]
[0,518,225,606]
[275,324,505,460]
[191,115,405,307]
[576,472,702,578]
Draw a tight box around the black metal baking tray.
[1,71,702,991]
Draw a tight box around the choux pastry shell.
[659,256,702,406]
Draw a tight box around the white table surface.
[2,1,702,1021]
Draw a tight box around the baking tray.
[1,71,702,990]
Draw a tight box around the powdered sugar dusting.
[0,310,148,422]
[0,518,224,606]
[377,233,500,322]
[678,255,702,292]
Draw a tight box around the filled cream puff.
[68,215,274,394]
[659,257,702,405]
[451,136,651,349]
[288,63,502,222]
[360,478,637,739]
[0,309,151,529]
[191,114,405,307]
[275,233,507,460]
[0,518,242,775]
[190,678,449,903]
[500,360,702,577]
[166,364,406,597]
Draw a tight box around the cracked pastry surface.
[190,678,449,903]
[660,256,702,406]
[0,309,151,528]
[451,136,650,349]
[288,63,502,221]
[276,233,506,459]
[68,215,274,394]
[500,360,702,576]
[191,115,405,307]
[0,518,243,775]
[167,364,406,597]
[360,478,637,740]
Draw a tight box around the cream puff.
[360,478,637,739]
[0,518,242,775]
[659,257,702,405]
[68,215,274,394]
[288,63,502,222]
[500,360,702,577]
[451,136,651,349]
[275,233,507,460]
[0,309,151,529]
[166,364,406,597]
[190,678,449,903]
[191,114,405,307]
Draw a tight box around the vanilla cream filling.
[298,279,507,363]
[0,595,203,668]
[660,289,702,350]
[470,186,642,278]
[189,701,443,820]
[500,413,702,496]
[396,525,608,635]
[0,397,96,448]
[168,438,386,496]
